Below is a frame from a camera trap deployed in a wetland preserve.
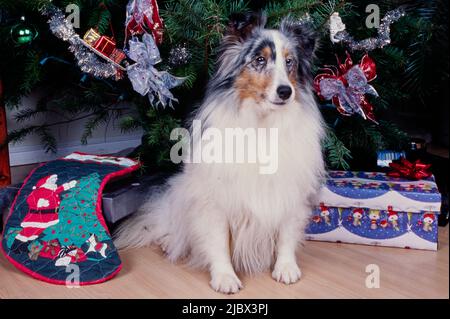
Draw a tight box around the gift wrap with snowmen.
[306,171,442,250]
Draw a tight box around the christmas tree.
[41,172,108,247]
[0,0,448,170]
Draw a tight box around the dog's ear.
[280,17,317,60]
[226,11,266,42]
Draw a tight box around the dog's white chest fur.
[193,98,321,217]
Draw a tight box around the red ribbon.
[126,0,164,45]
[387,157,432,180]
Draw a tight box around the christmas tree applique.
[40,173,109,266]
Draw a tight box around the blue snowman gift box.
[306,171,442,250]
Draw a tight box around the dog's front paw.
[210,272,243,294]
[272,261,302,285]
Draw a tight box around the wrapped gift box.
[307,171,442,250]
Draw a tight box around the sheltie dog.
[114,12,326,294]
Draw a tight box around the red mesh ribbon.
[387,157,432,180]
[314,52,378,123]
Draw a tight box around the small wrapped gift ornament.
[109,48,127,65]
[83,28,101,46]
[307,171,441,250]
[93,35,116,57]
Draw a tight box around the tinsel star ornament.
[168,43,192,67]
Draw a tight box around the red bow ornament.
[387,157,432,180]
[314,52,378,123]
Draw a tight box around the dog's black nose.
[277,85,292,100]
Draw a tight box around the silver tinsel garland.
[333,8,406,51]
[41,4,184,108]
[41,5,119,79]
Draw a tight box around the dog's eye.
[286,58,294,67]
[256,56,266,65]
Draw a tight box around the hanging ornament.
[11,16,38,45]
[329,8,405,51]
[329,12,346,44]
[125,0,164,45]
[314,52,378,123]
[168,43,191,67]
[41,5,121,79]
[126,34,184,108]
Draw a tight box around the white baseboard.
[9,136,142,166]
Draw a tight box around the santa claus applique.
[14,175,77,244]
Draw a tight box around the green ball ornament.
[11,16,38,45]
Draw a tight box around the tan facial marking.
[235,68,273,103]
[234,45,274,104]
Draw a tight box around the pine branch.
[88,3,112,34]
[80,111,109,144]
[120,115,142,133]
[20,50,42,96]
[7,103,127,151]
[323,129,352,170]
[38,127,57,153]
[377,120,409,151]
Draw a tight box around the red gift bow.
[387,157,432,180]
[314,52,377,123]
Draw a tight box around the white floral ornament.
[329,12,346,44]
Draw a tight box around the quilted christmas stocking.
[1,152,140,285]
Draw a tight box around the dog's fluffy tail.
[113,185,169,250]
[113,178,190,263]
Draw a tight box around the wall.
[6,91,142,166]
